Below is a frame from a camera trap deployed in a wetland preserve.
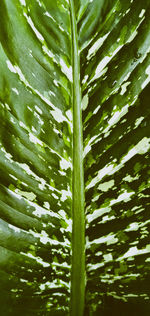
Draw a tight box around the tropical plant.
[0,0,150,315]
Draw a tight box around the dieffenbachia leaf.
[0,0,150,315]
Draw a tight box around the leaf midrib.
[70,1,85,316]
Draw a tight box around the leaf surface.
[0,0,150,315]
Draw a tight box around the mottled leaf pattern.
[0,0,150,315]
[0,0,72,314]
[81,0,150,314]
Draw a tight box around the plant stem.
[70,1,85,316]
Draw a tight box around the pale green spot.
[98,180,114,192]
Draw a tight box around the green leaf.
[0,0,150,315]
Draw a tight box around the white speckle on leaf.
[93,105,100,115]
[58,209,72,233]
[84,135,98,158]
[87,234,118,248]
[51,192,58,200]
[53,79,59,87]
[66,109,72,121]
[127,30,138,43]
[134,116,144,128]
[59,25,64,32]
[82,75,89,85]
[53,126,61,135]
[122,137,150,164]
[139,9,145,18]
[110,191,134,205]
[123,174,139,182]
[15,189,36,201]
[82,94,89,110]
[126,222,139,232]
[19,0,26,5]
[42,45,54,59]
[12,88,19,95]
[83,143,91,157]
[20,279,28,283]
[35,105,42,114]
[32,204,57,218]
[58,210,66,218]
[6,60,16,73]
[10,117,15,124]
[117,246,150,261]
[107,104,128,129]
[136,137,150,154]
[39,280,61,292]
[9,224,21,233]
[19,164,55,198]
[98,180,114,192]
[29,132,43,146]
[1,147,13,161]
[61,189,71,202]
[103,253,113,262]
[32,126,37,133]
[19,121,28,130]
[21,252,50,267]
[87,262,104,271]
[10,174,18,181]
[40,230,49,244]
[87,32,110,60]
[95,56,110,78]
[8,190,22,200]
[122,147,137,163]
[44,11,56,23]
[27,106,32,112]
[142,65,150,89]
[34,112,44,125]
[93,45,123,81]
[120,82,130,95]
[24,13,44,42]
[51,108,66,123]
[43,202,50,209]
[87,207,111,223]
[86,164,115,189]
[39,284,45,291]
[38,178,46,190]
[60,58,72,82]
[60,157,71,170]
[19,163,32,174]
